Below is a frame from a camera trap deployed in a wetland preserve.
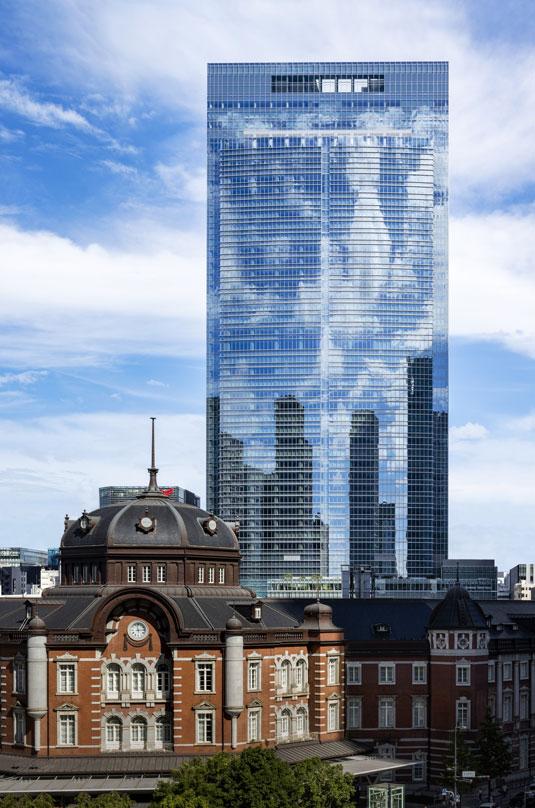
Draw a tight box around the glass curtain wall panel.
[207,62,448,595]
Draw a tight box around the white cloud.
[155,162,206,203]
[146,379,168,388]
[0,370,47,386]
[99,159,138,176]
[0,412,205,548]
[450,207,535,356]
[0,221,205,367]
[450,415,535,567]
[33,0,534,198]
[0,78,99,133]
[450,422,489,442]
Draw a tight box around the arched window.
[155,715,171,749]
[105,716,122,751]
[280,659,291,692]
[294,658,307,691]
[130,716,147,749]
[131,664,146,699]
[106,664,121,699]
[156,665,170,698]
[280,708,291,739]
[296,706,308,737]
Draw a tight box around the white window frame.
[156,666,170,698]
[488,662,495,683]
[127,564,136,583]
[347,662,362,685]
[294,658,307,691]
[142,564,151,583]
[131,663,146,699]
[412,698,427,728]
[14,710,25,745]
[155,716,171,748]
[456,699,471,729]
[196,710,215,744]
[105,717,122,750]
[520,661,529,679]
[280,659,291,692]
[503,661,512,681]
[347,697,362,729]
[58,713,76,746]
[218,567,225,584]
[208,567,215,584]
[248,708,261,742]
[379,697,395,729]
[279,708,291,739]
[327,700,339,731]
[296,706,308,736]
[327,655,340,685]
[57,662,77,695]
[248,660,261,692]
[13,661,26,694]
[106,664,121,699]
[130,716,147,749]
[197,566,205,584]
[379,663,395,685]
[195,660,215,694]
[157,564,167,583]
[456,663,470,686]
[412,663,427,684]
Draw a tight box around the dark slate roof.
[428,584,487,630]
[0,591,301,634]
[271,599,435,641]
[276,739,368,763]
[62,498,238,551]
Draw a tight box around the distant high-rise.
[99,486,200,508]
[207,62,448,594]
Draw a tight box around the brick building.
[1,433,534,789]
[0,451,345,763]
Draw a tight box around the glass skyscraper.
[207,62,448,595]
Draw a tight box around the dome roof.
[302,600,338,630]
[429,583,487,630]
[62,495,239,551]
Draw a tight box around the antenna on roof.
[147,417,160,493]
[456,561,460,586]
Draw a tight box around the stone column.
[224,617,244,749]
[26,615,48,754]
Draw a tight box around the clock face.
[207,519,217,533]
[140,516,153,530]
[128,620,148,641]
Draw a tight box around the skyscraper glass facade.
[207,62,448,595]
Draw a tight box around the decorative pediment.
[54,653,78,663]
[248,699,263,708]
[54,703,79,712]
[193,701,216,711]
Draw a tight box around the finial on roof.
[147,417,160,493]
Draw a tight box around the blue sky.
[0,0,534,569]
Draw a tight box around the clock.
[128,620,149,641]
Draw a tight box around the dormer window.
[252,603,262,622]
[79,510,92,533]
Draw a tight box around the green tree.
[443,728,475,792]
[475,709,513,781]
[293,758,354,808]
[152,747,353,808]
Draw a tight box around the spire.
[147,417,160,493]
